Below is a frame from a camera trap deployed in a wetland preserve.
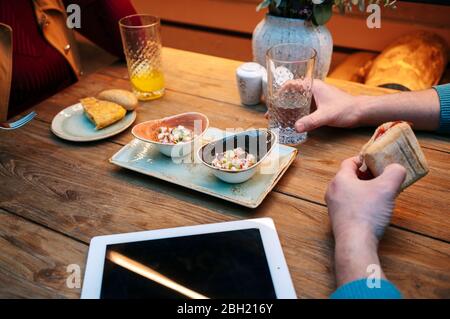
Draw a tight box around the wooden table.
[1,48,449,299]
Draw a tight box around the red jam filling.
[374,121,404,140]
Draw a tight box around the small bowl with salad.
[132,112,209,157]
[198,129,277,183]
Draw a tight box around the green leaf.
[256,0,272,11]
[312,2,333,25]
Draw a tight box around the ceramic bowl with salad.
[132,112,209,157]
[198,129,277,183]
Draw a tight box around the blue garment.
[434,84,450,134]
[330,278,402,299]
[329,85,450,299]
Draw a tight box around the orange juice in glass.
[119,14,165,101]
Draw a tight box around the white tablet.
[81,218,297,299]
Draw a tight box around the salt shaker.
[236,62,263,106]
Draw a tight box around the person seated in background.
[306,81,449,298]
[0,0,136,120]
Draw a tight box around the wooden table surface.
[1,48,449,299]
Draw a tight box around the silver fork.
[0,111,37,130]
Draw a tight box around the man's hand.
[264,80,360,129]
[326,156,406,241]
[288,79,441,132]
[326,156,406,286]
[295,79,363,133]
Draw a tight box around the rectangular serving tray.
[110,128,298,208]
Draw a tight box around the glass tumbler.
[119,14,165,101]
[266,43,316,145]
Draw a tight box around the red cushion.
[63,0,137,58]
[0,0,137,117]
[0,0,76,118]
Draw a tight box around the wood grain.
[98,48,450,152]
[31,68,450,241]
[35,60,450,154]
[100,45,396,100]
[277,127,450,242]
[0,209,86,298]
[0,120,449,298]
[2,48,449,298]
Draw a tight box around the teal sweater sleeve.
[433,84,450,134]
[330,279,402,299]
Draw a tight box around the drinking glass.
[266,43,316,145]
[119,14,165,101]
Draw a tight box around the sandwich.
[360,121,429,190]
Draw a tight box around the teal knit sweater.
[330,84,450,299]
[435,84,450,134]
[331,279,402,299]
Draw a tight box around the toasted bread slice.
[81,97,126,130]
[360,121,429,190]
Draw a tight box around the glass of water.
[266,43,316,145]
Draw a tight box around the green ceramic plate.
[51,103,136,142]
[110,127,298,208]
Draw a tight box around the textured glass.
[119,15,165,101]
[266,43,316,145]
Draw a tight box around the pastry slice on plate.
[81,97,126,130]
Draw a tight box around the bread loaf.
[97,89,138,111]
[329,52,377,83]
[365,31,448,91]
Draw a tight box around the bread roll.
[97,89,138,111]
[365,31,448,91]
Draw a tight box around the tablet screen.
[100,228,276,298]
